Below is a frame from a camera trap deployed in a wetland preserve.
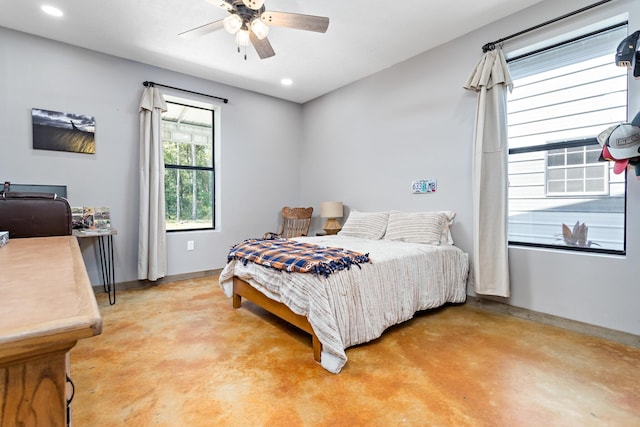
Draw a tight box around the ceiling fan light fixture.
[236,29,250,47]
[250,18,269,40]
[242,0,265,11]
[179,1,330,61]
[223,14,243,34]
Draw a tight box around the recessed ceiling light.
[41,5,63,17]
[281,78,293,86]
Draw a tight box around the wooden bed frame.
[232,277,322,362]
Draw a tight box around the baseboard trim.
[91,269,222,293]
[466,296,640,349]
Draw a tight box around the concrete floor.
[71,277,640,426]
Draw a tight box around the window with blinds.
[506,23,628,254]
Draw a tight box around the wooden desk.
[0,236,102,426]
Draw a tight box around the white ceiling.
[0,0,546,103]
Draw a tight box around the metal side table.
[73,228,117,305]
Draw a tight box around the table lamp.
[320,201,343,235]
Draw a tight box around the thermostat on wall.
[411,179,437,194]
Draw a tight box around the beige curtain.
[463,49,512,297]
[138,86,168,281]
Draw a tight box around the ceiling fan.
[179,0,330,60]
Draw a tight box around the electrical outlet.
[187,240,195,251]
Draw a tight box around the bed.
[219,210,469,373]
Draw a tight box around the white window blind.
[506,24,628,253]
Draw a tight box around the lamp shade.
[250,18,269,40]
[236,29,250,47]
[320,201,343,218]
[223,14,242,34]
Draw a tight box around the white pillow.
[338,210,389,240]
[439,211,456,245]
[383,211,447,245]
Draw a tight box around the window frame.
[544,143,609,197]
[162,99,216,232]
[506,22,628,256]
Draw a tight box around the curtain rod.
[482,0,615,52]
[143,81,229,104]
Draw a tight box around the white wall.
[301,0,640,336]
[1,0,638,337]
[0,27,303,284]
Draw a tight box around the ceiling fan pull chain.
[235,41,246,60]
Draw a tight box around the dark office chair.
[0,192,72,238]
[263,207,313,239]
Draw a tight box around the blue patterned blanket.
[227,238,370,277]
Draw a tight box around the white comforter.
[219,236,469,373]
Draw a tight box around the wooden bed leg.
[312,335,322,362]
[233,276,323,363]
[232,293,241,309]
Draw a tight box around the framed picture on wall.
[31,108,96,154]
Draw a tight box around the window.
[507,23,628,254]
[546,144,609,195]
[161,96,215,231]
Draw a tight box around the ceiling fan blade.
[206,0,234,12]
[249,31,275,59]
[261,11,329,33]
[179,19,225,39]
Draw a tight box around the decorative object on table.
[82,206,95,228]
[94,206,111,229]
[71,207,84,229]
[32,108,95,154]
[0,231,8,247]
[320,201,343,235]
